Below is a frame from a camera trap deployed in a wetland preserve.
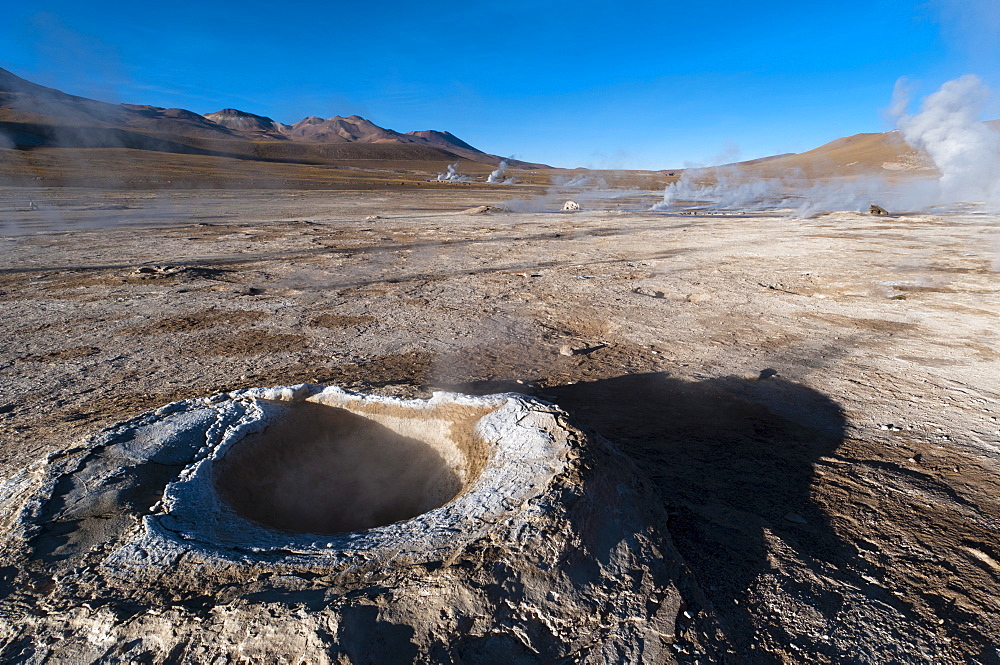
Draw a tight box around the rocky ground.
[0,186,998,663]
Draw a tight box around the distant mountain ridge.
[203,108,286,134]
[0,67,547,168]
[200,109,500,164]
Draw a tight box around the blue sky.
[3,0,999,168]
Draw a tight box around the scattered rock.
[129,265,226,281]
[19,346,101,363]
[562,200,581,211]
[869,204,889,216]
[758,282,796,294]
[633,286,665,298]
[133,265,184,277]
[364,214,382,221]
[460,205,508,214]
[758,368,779,380]
[226,286,265,296]
[784,512,808,525]
[686,293,713,303]
[559,342,606,356]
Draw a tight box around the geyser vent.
[212,400,486,534]
[130,385,569,563]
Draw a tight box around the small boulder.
[633,286,665,298]
[562,200,581,211]
[559,342,606,356]
[868,204,889,216]
[461,205,508,214]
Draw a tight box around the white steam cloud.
[555,174,596,187]
[652,168,894,217]
[503,172,647,213]
[486,160,515,184]
[435,163,469,183]
[653,74,1000,215]
[896,74,1000,206]
[655,169,787,211]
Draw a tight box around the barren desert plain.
[0,172,998,664]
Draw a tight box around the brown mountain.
[680,119,1000,181]
[285,115,406,143]
[720,131,931,177]
[203,108,288,137]
[0,68,238,145]
[276,117,509,164]
[404,130,497,163]
[0,67,548,169]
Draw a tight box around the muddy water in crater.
[212,402,466,533]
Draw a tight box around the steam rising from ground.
[896,75,1000,206]
[556,174,594,187]
[653,169,898,217]
[503,173,647,212]
[435,163,469,183]
[653,75,1000,215]
[486,160,515,184]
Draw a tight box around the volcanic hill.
[0,67,547,188]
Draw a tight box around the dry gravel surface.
[0,187,999,663]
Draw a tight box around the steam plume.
[486,160,515,184]
[435,163,469,183]
[895,74,1000,207]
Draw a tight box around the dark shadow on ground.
[539,372,852,663]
